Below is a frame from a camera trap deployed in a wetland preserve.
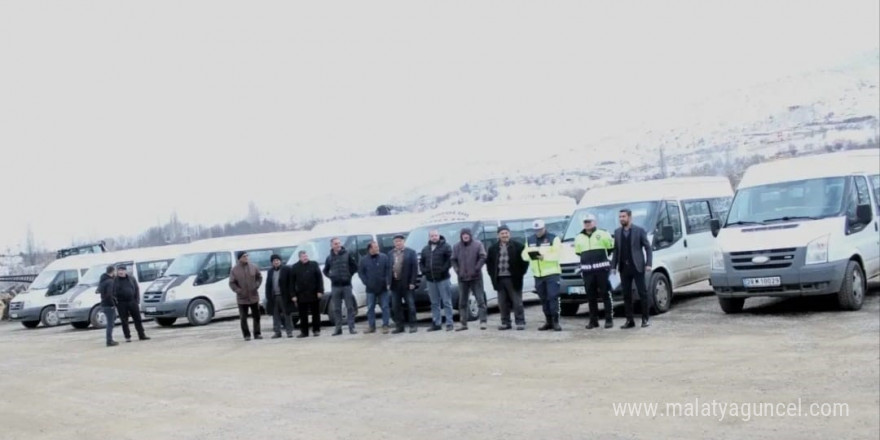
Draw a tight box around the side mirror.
[662,225,675,243]
[856,204,873,225]
[710,219,721,238]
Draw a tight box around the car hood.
[718,217,842,252]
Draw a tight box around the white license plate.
[568,286,586,295]
[11,313,18,319]
[145,307,157,313]
[58,312,66,318]
[743,277,781,288]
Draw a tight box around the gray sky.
[1,0,878,251]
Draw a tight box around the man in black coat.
[610,208,654,329]
[97,266,118,347]
[388,234,420,334]
[486,225,529,330]
[323,238,359,336]
[113,265,149,342]
[289,250,325,338]
[266,254,294,338]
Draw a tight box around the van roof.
[42,253,119,271]
[95,244,191,265]
[739,149,880,189]
[579,177,733,207]
[308,213,428,236]
[417,197,577,226]
[183,231,313,254]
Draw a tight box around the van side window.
[137,259,172,283]
[198,253,232,285]
[709,197,731,222]
[356,235,373,260]
[845,177,871,232]
[482,225,498,249]
[683,200,712,234]
[216,252,232,278]
[49,270,79,296]
[246,249,274,270]
[667,201,683,241]
[870,175,880,212]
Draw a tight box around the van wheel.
[156,318,177,327]
[328,297,358,326]
[40,307,59,327]
[649,272,672,315]
[90,306,108,328]
[21,321,40,329]
[837,261,866,311]
[560,303,580,316]
[71,321,91,330]
[187,299,214,326]
[718,297,745,314]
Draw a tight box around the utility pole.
[659,146,668,178]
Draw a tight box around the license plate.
[10,313,18,319]
[743,277,781,288]
[568,286,586,295]
[58,312,66,318]
[145,307,157,313]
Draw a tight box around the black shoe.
[125,338,132,343]
[586,322,599,330]
[107,341,119,347]
[516,325,526,331]
[409,327,417,334]
[332,329,342,336]
[538,323,553,331]
[287,333,294,338]
[296,333,309,339]
[365,327,376,334]
[553,322,562,332]
[427,325,441,332]
[498,324,512,331]
[244,336,252,341]
[621,321,636,329]
[254,335,263,340]
[314,331,321,337]
[605,320,614,329]
[641,320,651,328]
[271,334,283,339]
[138,335,151,341]
[455,326,468,332]
[446,325,454,332]
[349,328,358,335]
[392,328,406,334]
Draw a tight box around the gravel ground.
[1,282,877,440]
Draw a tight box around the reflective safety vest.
[574,228,614,273]
[521,232,562,278]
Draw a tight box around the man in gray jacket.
[451,228,488,331]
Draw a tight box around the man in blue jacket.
[324,238,359,336]
[388,234,419,334]
[358,241,392,334]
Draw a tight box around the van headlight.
[711,248,725,271]
[805,235,829,265]
[165,289,177,301]
[72,298,83,307]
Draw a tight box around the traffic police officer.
[522,219,563,331]
[574,214,615,329]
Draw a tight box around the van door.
[850,176,880,279]
[653,201,689,289]
[196,252,235,311]
[682,199,714,283]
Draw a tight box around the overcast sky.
[1,0,878,252]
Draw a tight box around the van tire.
[560,303,580,316]
[328,297,358,327]
[21,321,40,329]
[187,299,214,326]
[40,306,59,327]
[90,306,108,328]
[718,297,745,314]
[837,261,865,311]
[71,321,91,330]
[649,272,672,314]
[156,318,177,327]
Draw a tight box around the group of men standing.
[98,264,150,347]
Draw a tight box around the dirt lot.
[1,283,878,440]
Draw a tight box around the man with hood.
[266,254,294,338]
[323,237,359,336]
[486,225,529,330]
[451,228,488,331]
[522,219,563,331]
[97,265,118,347]
[113,265,150,343]
[230,251,264,341]
[419,229,455,332]
[574,214,615,329]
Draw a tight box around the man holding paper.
[522,219,563,331]
[574,214,615,329]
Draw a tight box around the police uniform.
[574,215,615,329]
[522,219,563,331]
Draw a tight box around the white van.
[710,149,880,313]
[7,253,114,328]
[142,232,310,326]
[405,197,577,321]
[287,213,427,325]
[558,177,734,316]
[57,244,188,329]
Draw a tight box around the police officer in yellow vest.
[574,214,615,329]
[522,219,563,331]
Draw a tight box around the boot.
[552,316,562,332]
[621,320,636,329]
[641,318,651,328]
[604,319,614,329]
[538,315,553,331]
[586,320,600,330]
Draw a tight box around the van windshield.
[164,253,210,277]
[726,177,846,226]
[563,202,658,242]
[30,270,62,290]
[79,264,109,286]
[407,222,479,252]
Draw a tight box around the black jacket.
[388,247,419,287]
[290,260,324,303]
[486,239,528,292]
[97,274,116,307]
[323,247,358,287]
[358,253,392,294]
[265,266,292,314]
[611,225,654,273]
[113,275,139,303]
[419,237,453,282]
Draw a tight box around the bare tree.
[24,225,38,266]
[247,201,261,224]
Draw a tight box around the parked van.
[142,231,310,326]
[287,213,427,325]
[710,149,880,313]
[557,177,734,316]
[405,197,577,321]
[57,244,187,329]
[7,253,114,328]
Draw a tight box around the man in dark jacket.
[230,251,264,341]
[289,250,324,338]
[388,234,419,334]
[419,230,454,332]
[266,254,294,338]
[113,265,149,343]
[323,237,358,336]
[611,208,654,329]
[451,228,488,331]
[358,241,392,334]
[486,225,528,330]
[97,266,118,347]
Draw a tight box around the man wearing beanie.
[451,228,488,331]
[266,254,294,338]
[230,251,263,341]
[486,225,528,330]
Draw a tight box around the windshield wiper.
[761,216,820,223]
[725,221,764,227]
